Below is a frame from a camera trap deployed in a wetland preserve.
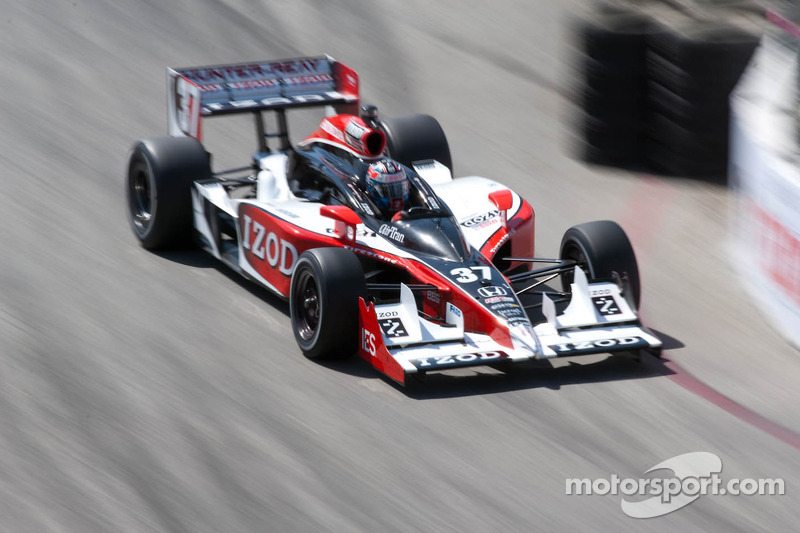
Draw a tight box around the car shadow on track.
[151,249,687,396]
[151,249,219,269]
[153,249,292,316]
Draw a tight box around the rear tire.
[560,220,640,309]
[290,248,367,359]
[126,136,211,249]
[379,114,452,172]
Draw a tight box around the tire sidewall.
[289,248,367,359]
[127,147,159,245]
[290,256,325,353]
[125,136,209,250]
[560,220,640,309]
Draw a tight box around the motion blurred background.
[0,0,799,531]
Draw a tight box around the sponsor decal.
[360,202,375,216]
[488,302,518,310]
[361,328,377,357]
[490,233,510,255]
[378,224,405,244]
[326,227,371,237]
[495,305,526,325]
[425,290,440,304]
[241,214,298,275]
[203,91,352,113]
[172,76,200,137]
[344,119,370,151]
[484,296,514,304]
[181,59,324,83]
[379,318,408,338]
[461,210,500,228]
[552,336,647,355]
[344,245,399,264]
[592,295,622,316]
[320,119,345,142]
[272,207,300,219]
[477,285,508,298]
[589,287,613,296]
[217,78,278,91]
[447,302,462,318]
[196,77,332,94]
[412,351,508,370]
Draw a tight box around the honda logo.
[477,286,508,298]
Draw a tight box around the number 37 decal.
[449,266,491,284]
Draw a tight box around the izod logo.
[241,213,298,275]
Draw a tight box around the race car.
[126,55,661,386]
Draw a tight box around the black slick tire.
[126,136,211,249]
[560,220,641,309]
[290,247,367,360]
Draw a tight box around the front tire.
[126,136,211,249]
[560,220,640,309]
[290,248,367,359]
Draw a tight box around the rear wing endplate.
[167,55,359,139]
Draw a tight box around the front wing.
[358,268,661,385]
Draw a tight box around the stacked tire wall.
[572,0,766,180]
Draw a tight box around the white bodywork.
[366,266,661,375]
[194,151,661,377]
[193,152,520,264]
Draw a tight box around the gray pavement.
[0,1,798,531]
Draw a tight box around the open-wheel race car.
[126,55,662,386]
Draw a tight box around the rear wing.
[167,55,359,141]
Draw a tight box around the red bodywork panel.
[239,204,341,296]
[480,199,535,271]
[301,114,386,159]
[358,298,406,385]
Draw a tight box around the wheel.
[559,220,641,309]
[378,114,452,173]
[126,136,211,249]
[289,247,367,359]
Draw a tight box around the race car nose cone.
[509,322,540,357]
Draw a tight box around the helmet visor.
[372,178,409,200]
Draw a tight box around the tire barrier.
[574,12,652,167]
[571,0,764,179]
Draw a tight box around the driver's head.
[365,159,409,213]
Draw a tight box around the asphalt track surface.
[2,1,799,531]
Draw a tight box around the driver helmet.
[365,159,409,213]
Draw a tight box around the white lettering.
[266,231,280,267]
[242,214,252,249]
[279,240,298,275]
[379,224,405,244]
[251,221,266,259]
[362,328,376,356]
